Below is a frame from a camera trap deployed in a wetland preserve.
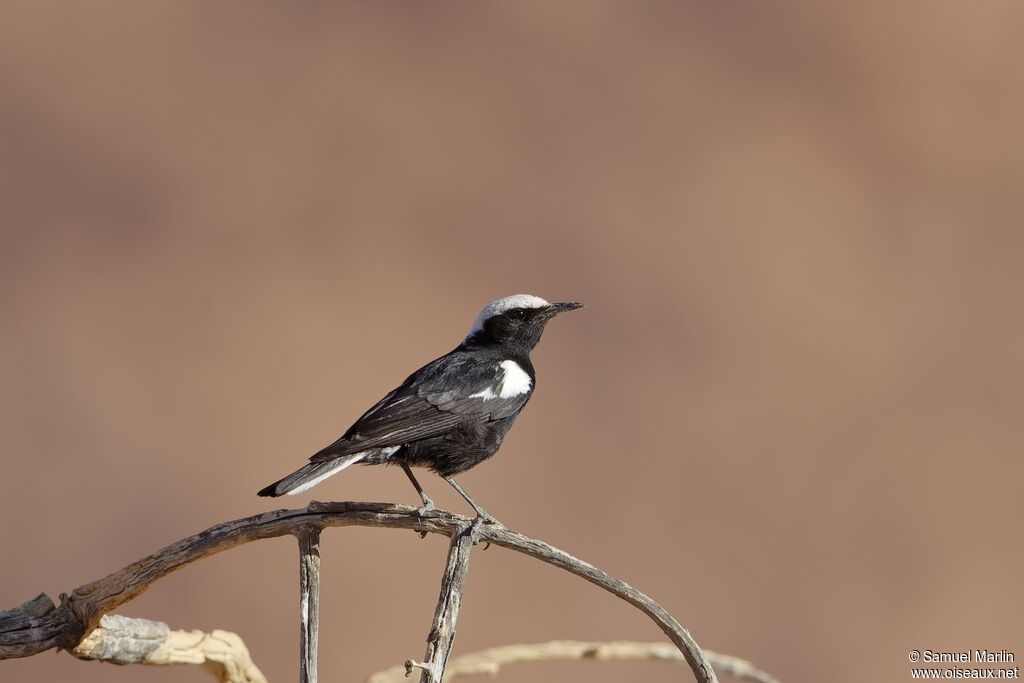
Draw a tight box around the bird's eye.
[507,309,527,321]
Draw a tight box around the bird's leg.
[444,476,498,525]
[401,464,436,539]
[402,464,434,512]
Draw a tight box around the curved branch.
[370,640,780,683]
[0,501,717,683]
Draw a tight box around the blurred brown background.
[2,3,1022,682]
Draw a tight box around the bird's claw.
[414,501,435,539]
[468,513,498,548]
[474,511,499,526]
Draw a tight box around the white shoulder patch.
[466,294,549,337]
[469,360,532,400]
[497,360,532,397]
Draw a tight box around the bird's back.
[310,347,534,465]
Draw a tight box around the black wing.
[309,351,531,462]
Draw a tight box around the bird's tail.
[257,451,368,497]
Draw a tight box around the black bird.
[257,294,582,521]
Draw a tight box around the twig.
[72,613,267,683]
[372,640,779,683]
[408,520,479,683]
[0,501,720,683]
[296,526,322,683]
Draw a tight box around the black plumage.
[257,295,581,520]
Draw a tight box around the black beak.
[540,301,584,319]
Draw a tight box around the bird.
[257,294,582,522]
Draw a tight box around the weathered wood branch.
[0,501,718,683]
[407,519,480,683]
[371,640,779,683]
[295,526,321,683]
[72,613,267,683]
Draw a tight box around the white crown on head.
[466,294,550,337]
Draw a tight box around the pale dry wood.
[407,520,480,683]
[72,613,267,683]
[296,526,322,683]
[372,640,780,683]
[0,501,718,683]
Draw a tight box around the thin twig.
[296,526,322,683]
[373,640,779,683]
[0,501,719,683]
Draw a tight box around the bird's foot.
[466,514,496,549]
[471,507,499,526]
[469,508,498,548]
[414,500,435,539]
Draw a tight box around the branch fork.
[1,501,734,683]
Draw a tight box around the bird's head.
[464,294,583,351]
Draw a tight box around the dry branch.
[296,526,322,683]
[0,501,720,683]
[72,613,267,683]
[371,640,779,683]
[408,519,480,683]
